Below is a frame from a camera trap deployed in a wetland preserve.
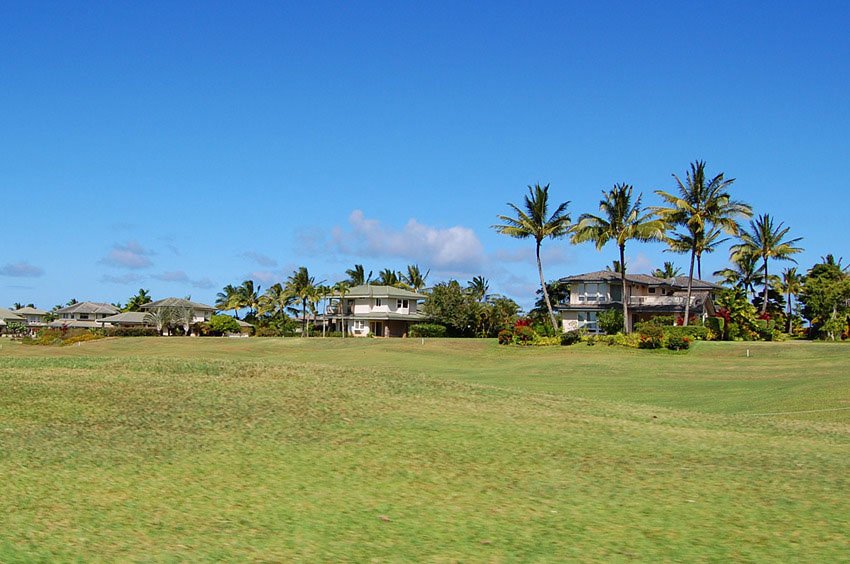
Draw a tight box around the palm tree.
[654,161,752,325]
[332,281,350,337]
[467,276,489,302]
[402,264,429,292]
[652,261,682,279]
[239,280,261,318]
[731,214,803,314]
[779,267,803,334]
[493,183,571,333]
[124,288,152,312]
[376,268,401,287]
[285,267,316,337]
[259,283,291,319]
[572,183,665,333]
[216,284,243,319]
[713,251,764,301]
[346,264,372,286]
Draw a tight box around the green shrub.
[705,317,725,340]
[638,325,664,349]
[560,330,581,346]
[533,336,561,346]
[584,335,597,346]
[497,329,513,345]
[641,315,675,327]
[409,324,447,338]
[61,332,104,346]
[105,327,159,337]
[664,325,709,341]
[666,334,691,351]
[614,332,641,348]
[204,315,242,336]
[513,325,536,345]
[597,309,624,334]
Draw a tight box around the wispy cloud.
[240,251,278,267]
[101,273,145,284]
[330,210,485,270]
[191,277,214,289]
[154,270,214,289]
[99,241,154,269]
[0,261,44,278]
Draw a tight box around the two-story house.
[331,285,426,337]
[50,302,121,328]
[14,306,49,330]
[141,298,215,323]
[556,270,719,333]
[0,307,26,334]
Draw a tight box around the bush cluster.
[105,327,160,337]
[409,324,447,338]
[25,328,105,346]
[560,330,581,346]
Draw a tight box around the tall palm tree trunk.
[301,299,307,337]
[762,258,770,314]
[786,287,793,334]
[683,248,696,326]
[620,244,629,334]
[536,241,559,333]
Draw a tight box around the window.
[397,299,409,309]
[578,283,607,303]
[375,298,382,307]
[648,287,656,294]
[79,314,89,320]
[578,311,599,331]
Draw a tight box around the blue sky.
[2,1,848,310]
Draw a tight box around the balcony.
[628,296,691,307]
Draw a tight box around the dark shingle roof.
[559,271,719,290]
[344,285,426,300]
[141,298,215,310]
[55,302,120,315]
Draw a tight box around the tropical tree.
[713,251,764,301]
[654,161,752,325]
[259,283,291,319]
[800,256,850,340]
[346,264,372,286]
[571,183,665,333]
[778,267,803,334]
[216,284,243,319]
[285,267,316,336]
[652,261,682,278]
[402,264,429,292]
[376,268,401,287]
[730,214,803,314]
[239,280,261,318]
[493,183,572,333]
[332,281,351,337]
[124,288,152,312]
[466,276,489,302]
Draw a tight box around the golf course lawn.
[1,337,848,560]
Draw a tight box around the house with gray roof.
[0,307,26,334]
[13,306,49,329]
[50,302,120,328]
[141,298,215,323]
[329,285,426,337]
[556,270,719,333]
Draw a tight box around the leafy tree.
[652,261,682,278]
[493,183,571,333]
[466,276,489,302]
[799,257,850,340]
[529,280,570,324]
[66,299,78,306]
[714,288,759,340]
[597,309,624,334]
[423,280,473,336]
[401,264,429,292]
[731,214,803,314]
[259,283,291,319]
[285,267,316,337]
[207,314,241,335]
[238,280,261,319]
[346,264,372,286]
[654,161,752,325]
[124,288,152,312]
[572,183,665,333]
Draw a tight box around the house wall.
[349,298,417,315]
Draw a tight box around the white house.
[329,285,426,337]
[141,297,215,324]
[556,271,719,333]
[50,302,121,328]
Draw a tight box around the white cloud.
[0,261,44,278]
[100,241,154,269]
[240,251,278,267]
[191,277,214,289]
[331,210,484,270]
[154,271,190,282]
[101,273,145,284]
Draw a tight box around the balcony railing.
[628,296,691,307]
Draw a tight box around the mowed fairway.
[1,338,848,560]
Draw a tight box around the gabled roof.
[344,285,426,300]
[559,271,719,290]
[14,306,48,315]
[98,312,150,324]
[55,302,120,315]
[141,298,215,310]
[0,308,25,321]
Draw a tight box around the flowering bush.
[513,325,536,345]
[497,329,513,345]
[666,334,691,350]
[638,325,664,349]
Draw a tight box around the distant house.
[329,285,426,337]
[14,306,49,330]
[556,271,719,333]
[0,307,26,334]
[141,298,215,324]
[97,312,151,327]
[50,302,121,328]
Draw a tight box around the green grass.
[1,338,848,560]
